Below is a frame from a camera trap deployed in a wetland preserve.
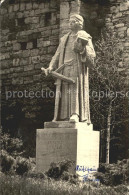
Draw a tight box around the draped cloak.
[49,32,96,123]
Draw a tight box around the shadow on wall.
[81,0,110,42]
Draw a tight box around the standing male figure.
[44,14,96,123]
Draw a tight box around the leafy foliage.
[1,132,35,175]
[94,159,129,186]
[1,133,24,157]
[89,30,128,162]
[1,150,16,173]
[46,160,75,179]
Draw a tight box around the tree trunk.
[106,102,112,164]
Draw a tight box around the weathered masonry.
[0,0,129,152]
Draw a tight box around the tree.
[89,31,128,163]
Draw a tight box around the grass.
[0,172,128,195]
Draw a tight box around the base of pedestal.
[36,121,99,178]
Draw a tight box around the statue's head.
[69,14,84,31]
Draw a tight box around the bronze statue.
[41,14,96,123]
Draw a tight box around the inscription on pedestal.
[36,128,77,172]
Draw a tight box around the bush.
[1,150,16,173]
[1,133,24,157]
[46,160,74,179]
[1,133,36,175]
[15,157,33,175]
[94,159,129,186]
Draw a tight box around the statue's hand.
[46,67,53,75]
[41,67,53,76]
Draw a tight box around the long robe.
[49,31,96,122]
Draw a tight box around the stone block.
[30,49,39,56]
[13,43,21,51]
[60,2,69,19]
[10,67,23,73]
[27,42,33,49]
[8,73,19,79]
[19,58,29,66]
[48,46,57,54]
[113,13,122,19]
[106,22,113,27]
[20,3,25,11]
[115,23,124,28]
[34,64,42,70]
[106,18,111,22]
[9,13,16,19]
[118,27,127,32]
[35,9,41,15]
[30,10,35,17]
[1,69,10,74]
[127,28,129,36]
[33,3,39,9]
[22,50,30,58]
[17,12,24,18]
[12,50,23,58]
[51,12,57,25]
[13,58,20,66]
[33,74,41,81]
[44,121,93,130]
[32,56,40,64]
[43,41,51,47]
[26,3,32,10]
[124,42,129,47]
[118,32,125,38]
[44,3,49,9]
[71,1,80,13]
[14,4,19,12]
[24,79,33,84]
[8,6,13,13]
[50,0,57,8]
[52,29,59,35]
[37,39,44,48]
[110,6,118,13]
[0,8,7,15]
[36,128,77,173]
[120,3,128,11]
[39,3,45,9]
[2,53,10,60]
[2,29,9,35]
[24,17,31,24]
[118,62,123,68]
[36,122,99,178]
[12,77,23,85]
[23,11,30,18]
[76,128,99,178]
[1,60,11,69]
[32,17,39,24]
[24,65,34,71]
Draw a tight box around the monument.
[36,14,99,180]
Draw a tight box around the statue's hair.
[70,14,84,25]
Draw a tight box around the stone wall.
[0,0,60,150]
[60,0,129,69]
[105,0,129,71]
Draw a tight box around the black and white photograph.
[0,0,129,194]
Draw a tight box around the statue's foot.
[52,118,56,122]
[70,114,79,123]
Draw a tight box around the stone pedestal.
[36,121,99,178]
